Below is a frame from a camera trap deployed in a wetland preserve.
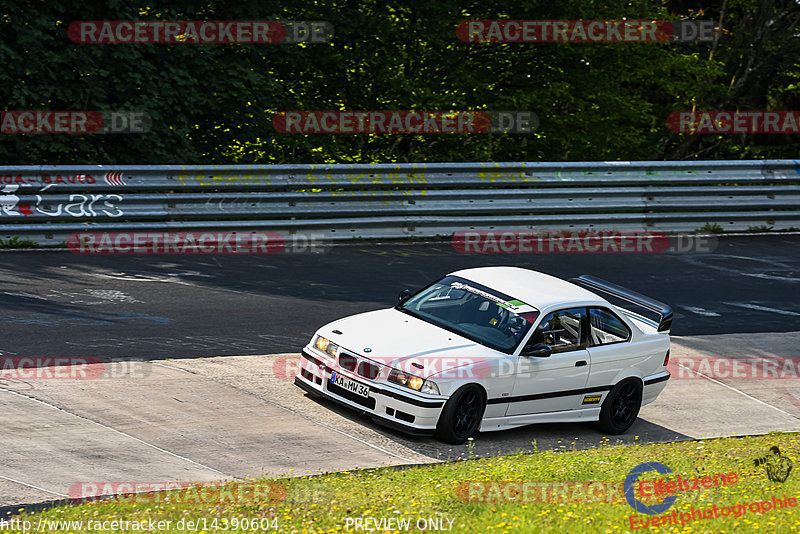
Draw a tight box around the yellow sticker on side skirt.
[582,394,602,405]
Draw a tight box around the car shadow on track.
[300,391,690,463]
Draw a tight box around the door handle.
[575,360,587,367]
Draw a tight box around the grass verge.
[4,433,800,533]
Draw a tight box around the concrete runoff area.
[1,331,799,510]
[644,332,800,435]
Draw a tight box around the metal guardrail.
[0,160,798,244]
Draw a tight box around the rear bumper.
[642,370,670,406]
[294,348,444,435]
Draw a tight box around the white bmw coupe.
[295,267,672,444]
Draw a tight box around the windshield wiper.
[396,306,424,320]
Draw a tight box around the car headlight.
[388,368,439,395]
[408,376,424,390]
[314,336,339,357]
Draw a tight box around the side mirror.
[521,342,552,358]
[398,289,412,303]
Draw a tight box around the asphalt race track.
[2,234,800,360]
[1,234,800,510]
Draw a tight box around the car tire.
[435,385,486,444]
[597,378,642,435]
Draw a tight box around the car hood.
[316,308,505,379]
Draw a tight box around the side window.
[529,307,586,353]
[588,307,631,346]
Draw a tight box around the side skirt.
[479,407,602,433]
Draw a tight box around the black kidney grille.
[358,361,380,380]
[339,353,357,372]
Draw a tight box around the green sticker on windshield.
[497,299,530,311]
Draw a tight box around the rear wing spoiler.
[569,274,674,333]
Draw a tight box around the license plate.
[330,372,370,398]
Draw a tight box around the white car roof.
[449,266,608,310]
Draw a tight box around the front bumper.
[294,348,445,435]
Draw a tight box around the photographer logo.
[755,446,793,483]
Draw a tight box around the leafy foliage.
[0,0,797,164]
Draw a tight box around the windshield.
[397,275,540,353]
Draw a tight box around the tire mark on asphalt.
[679,254,800,282]
[722,302,800,317]
[680,305,721,317]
